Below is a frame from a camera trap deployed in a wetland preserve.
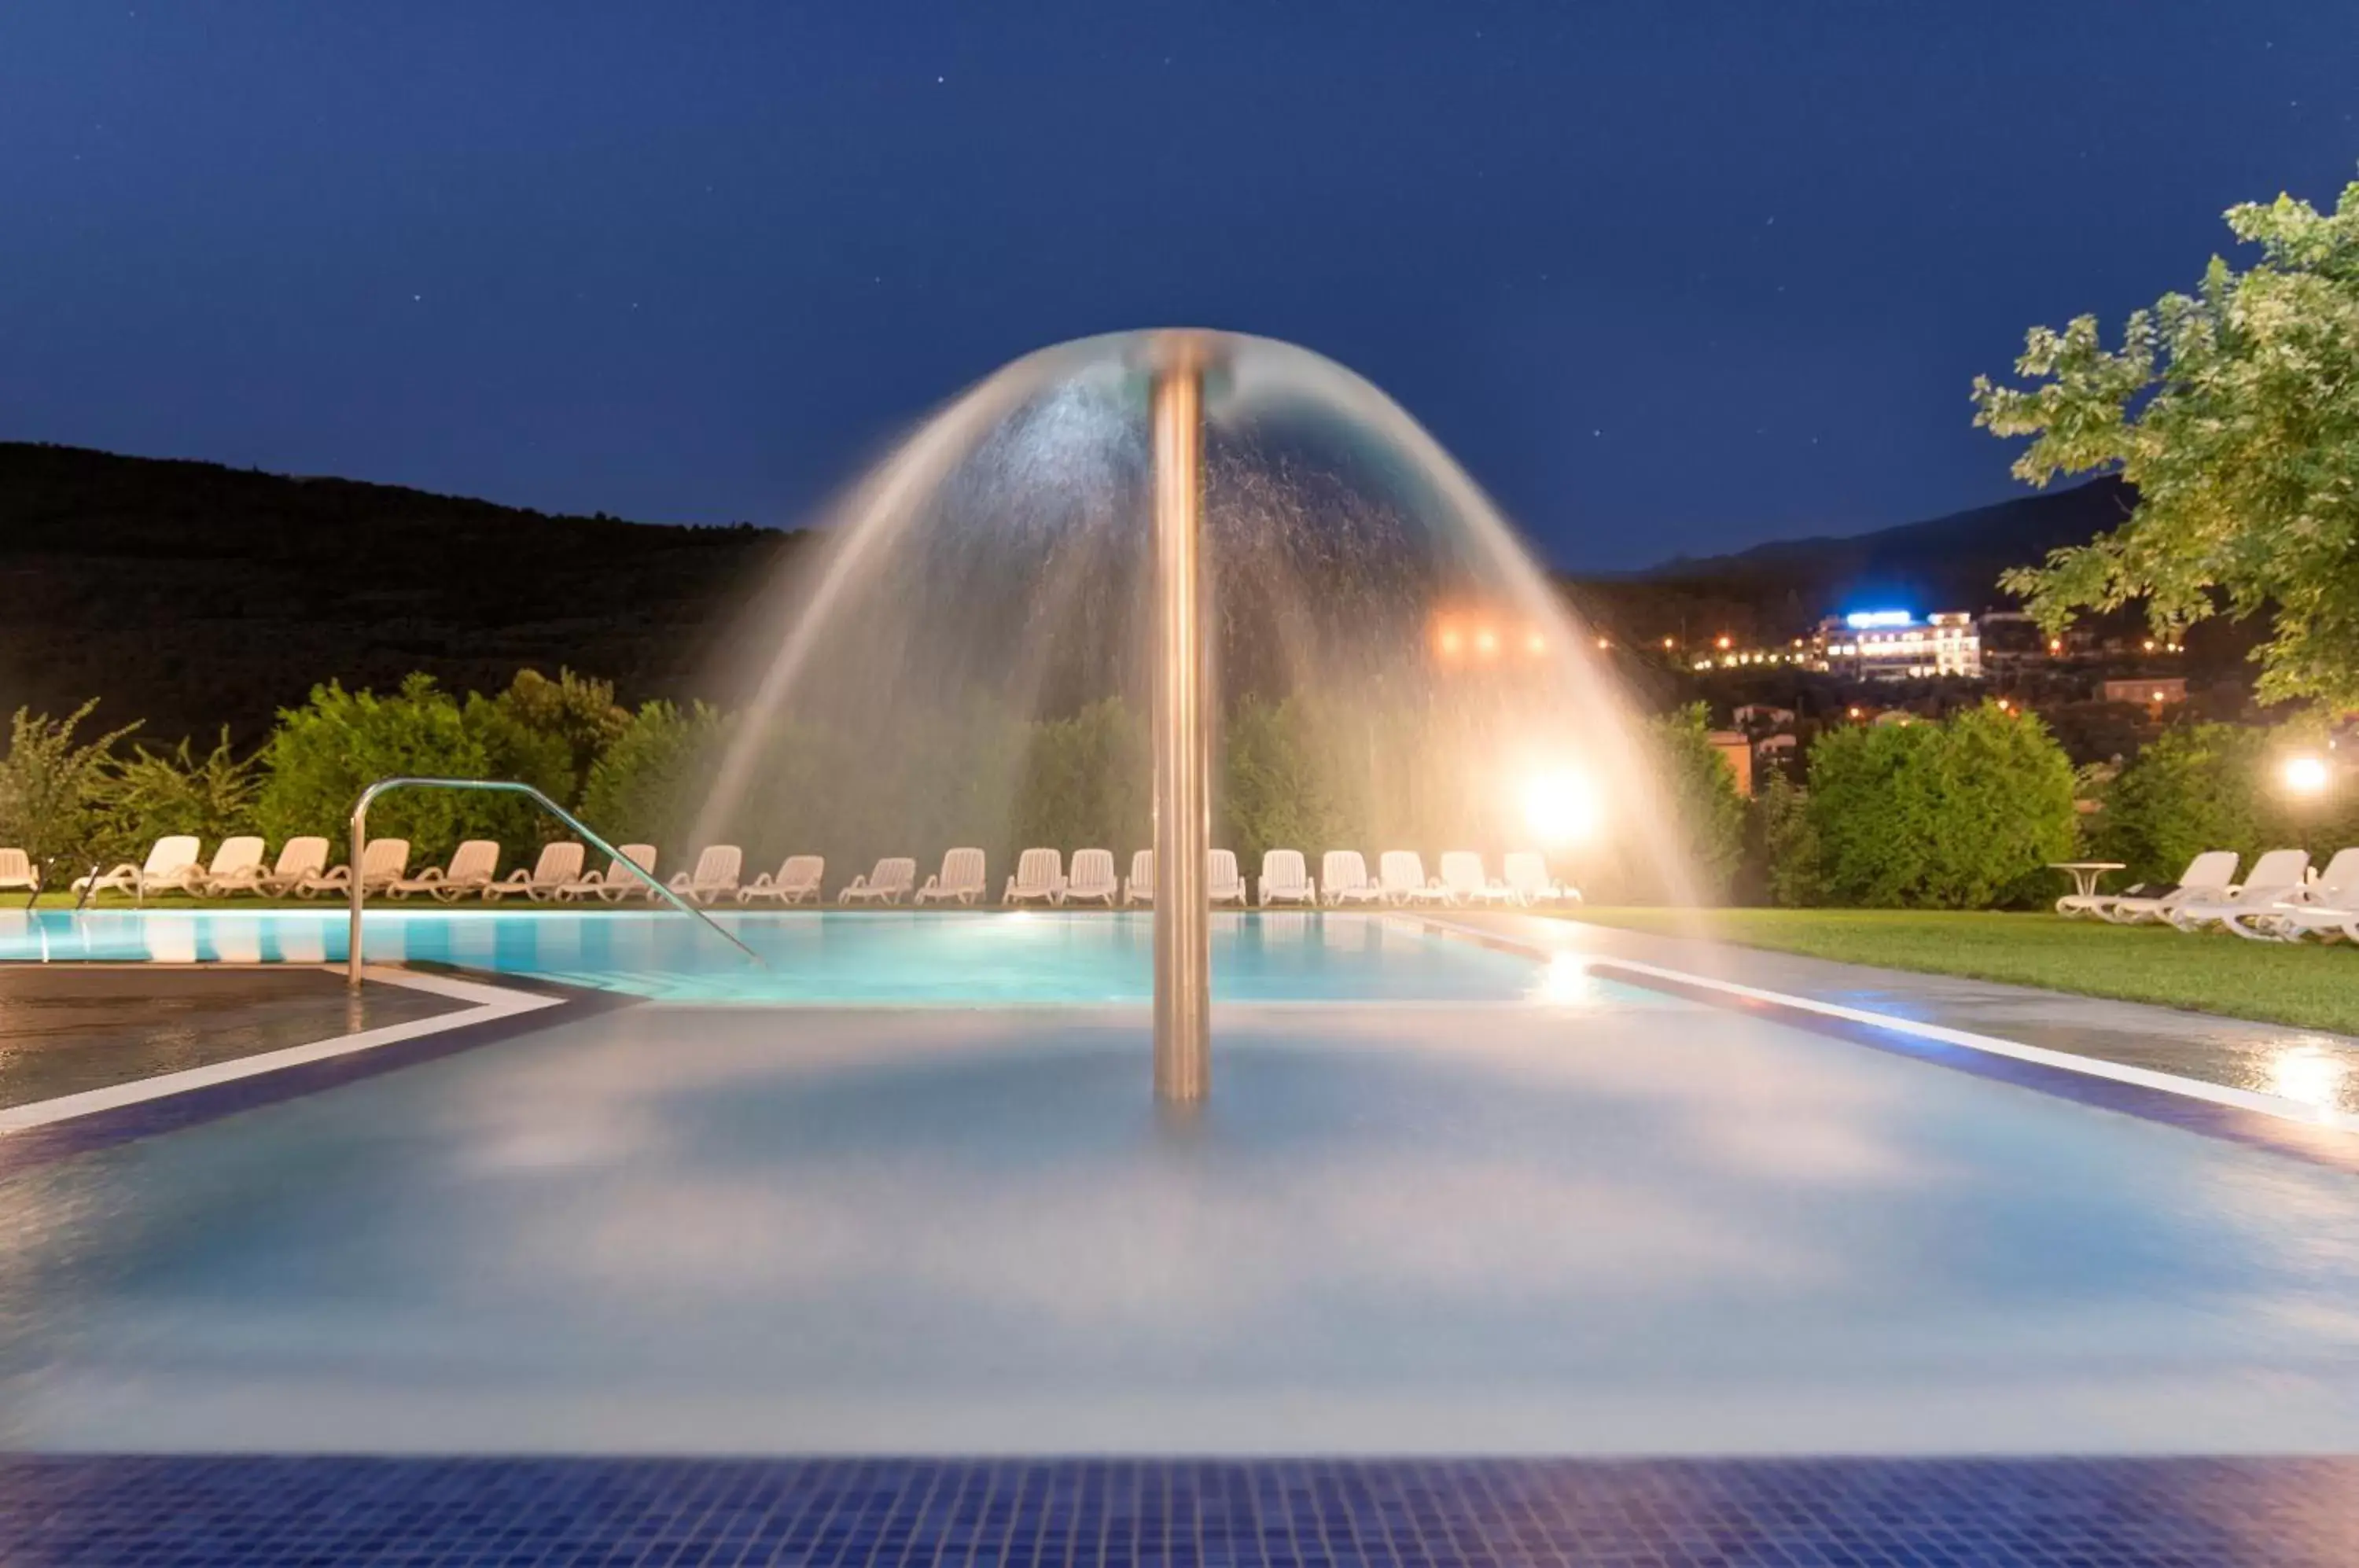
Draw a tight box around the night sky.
[4,3,2353,569]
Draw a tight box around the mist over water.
[690,331,1698,904]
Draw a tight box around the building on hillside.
[1811,610,1982,679]
[1732,704,1796,731]
[2102,677,2187,710]
[1708,730,1754,796]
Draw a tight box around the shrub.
[101,731,260,859]
[578,700,731,863]
[494,668,630,808]
[1802,703,2077,907]
[255,675,569,866]
[0,702,138,882]
[2092,720,2359,882]
[1220,695,1350,872]
[1016,698,1150,857]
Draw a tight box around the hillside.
[0,442,2141,745]
[0,443,798,743]
[1570,478,2136,643]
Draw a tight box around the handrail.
[347,776,758,986]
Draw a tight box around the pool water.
[0,908,1611,1005]
[13,1000,2359,1456]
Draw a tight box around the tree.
[1748,767,1820,908]
[1975,177,2359,706]
[0,702,138,882]
[1649,703,1746,900]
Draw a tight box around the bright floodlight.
[1522,771,1599,845]
[2284,756,2331,795]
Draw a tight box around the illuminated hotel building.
[1812,610,1982,679]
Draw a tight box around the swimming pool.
[0,907,1626,1005]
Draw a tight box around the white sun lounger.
[298,837,410,898]
[559,844,657,902]
[1438,851,1517,906]
[2229,846,2359,942]
[668,845,744,904]
[2100,851,2239,925]
[390,839,502,902]
[263,837,333,896]
[915,848,988,906]
[1502,851,1576,906]
[1209,850,1246,906]
[2168,848,2310,933]
[485,841,585,903]
[1004,848,1065,907]
[73,835,204,902]
[186,836,267,897]
[212,836,327,898]
[1257,849,1317,907]
[1124,849,1154,906]
[842,856,918,905]
[0,848,39,896]
[1065,848,1120,907]
[1378,850,1449,906]
[1320,850,1382,906]
[740,854,826,904]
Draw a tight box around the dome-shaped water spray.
[694,330,1700,1102]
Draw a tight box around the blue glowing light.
[1845,609,1915,629]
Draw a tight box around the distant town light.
[2048,638,2063,653]
[1846,706,1863,720]
[2284,756,2331,796]
[1844,609,1914,629]
[1661,637,1675,650]
[1715,634,1733,650]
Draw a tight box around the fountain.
[693,329,1699,1101]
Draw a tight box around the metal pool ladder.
[345,776,758,986]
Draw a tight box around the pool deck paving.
[1455,911,2359,1116]
[0,965,466,1110]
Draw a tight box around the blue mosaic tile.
[3,1456,2357,1566]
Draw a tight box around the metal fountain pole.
[1150,336,1211,1104]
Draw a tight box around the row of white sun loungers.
[2059,846,2359,943]
[31,836,1579,911]
[687,846,1577,908]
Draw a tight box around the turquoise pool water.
[0,908,1609,1005]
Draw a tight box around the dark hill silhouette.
[0,443,797,743]
[0,441,2136,743]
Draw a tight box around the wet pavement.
[1461,913,2359,1116]
[0,968,466,1110]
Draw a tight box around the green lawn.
[1566,907,2359,1037]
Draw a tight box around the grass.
[1567,907,2359,1037]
